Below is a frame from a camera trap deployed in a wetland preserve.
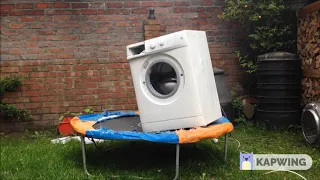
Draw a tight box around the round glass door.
[146,61,180,99]
[302,109,319,145]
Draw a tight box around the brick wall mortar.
[0,0,246,130]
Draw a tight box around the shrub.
[0,75,31,120]
[232,97,246,123]
[220,0,296,73]
[0,102,31,120]
[0,75,23,94]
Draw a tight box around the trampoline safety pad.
[70,110,234,144]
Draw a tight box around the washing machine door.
[146,61,178,98]
[143,55,183,100]
[301,102,320,145]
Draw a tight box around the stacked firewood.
[301,78,320,103]
[297,6,320,105]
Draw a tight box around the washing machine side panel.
[127,57,148,114]
[184,31,222,124]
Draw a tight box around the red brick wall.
[0,0,245,130]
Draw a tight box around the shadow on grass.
[64,140,227,179]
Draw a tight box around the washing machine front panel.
[136,48,203,126]
[139,53,185,105]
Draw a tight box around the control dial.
[150,43,156,49]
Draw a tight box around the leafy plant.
[59,106,95,121]
[199,172,207,180]
[58,111,81,121]
[0,102,31,120]
[248,25,295,53]
[220,0,296,74]
[0,75,31,120]
[235,51,257,74]
[232,97,246,123]
[83,106,94,114]
[0,75,24,95]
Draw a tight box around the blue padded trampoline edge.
[77,110,232,144]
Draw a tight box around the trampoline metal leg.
[173,144,180,180]
[81,136,92,177]
[224,133,228,163]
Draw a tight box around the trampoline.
[70,110,234,180]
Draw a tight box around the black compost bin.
[256,52,302,129]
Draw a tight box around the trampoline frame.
[79,132,229,180]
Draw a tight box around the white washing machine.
[126,30,222,132]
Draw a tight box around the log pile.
[301,78,320,103]
[297,2,320,105]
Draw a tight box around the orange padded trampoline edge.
[176,122,234,144]
[70,116,95,135]
[70,113,234,144]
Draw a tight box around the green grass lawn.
[1,123,319,180]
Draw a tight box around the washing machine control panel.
[145,32,187,53]
[150,43,156,49]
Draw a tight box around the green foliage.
[0,75,31,120]
[58,111,81,121]
[0,75,24,95]
[220,0,296,74]
[0,102,32,120]
[59,106,94,121]
[248,25,295,53]
[235,51,257,74]
[232,97,247,123]
[83,106,94,114]
[199,172,207,180]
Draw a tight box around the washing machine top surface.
[126,30,203,60]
